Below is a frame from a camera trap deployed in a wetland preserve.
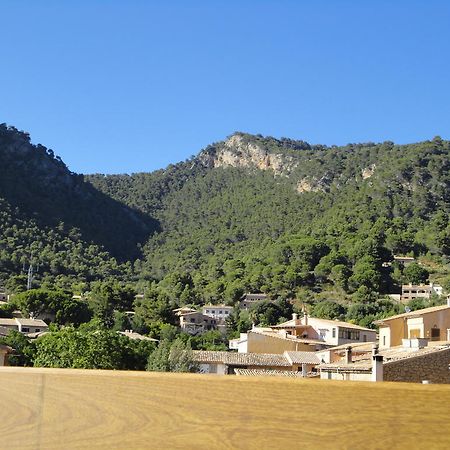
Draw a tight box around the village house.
[271,313,377,346]
[229,327,324,354]
[117,330,158,342]
[178,311,217,335]
[229,313,376,354]
[374,298,450,348]
[0,317,48,335]
[202,304,233,321]
[239,293,268,310]
[193,350,319,376]
[394,255,416,266]
[401,282,443,303]
[318,341,450,384]
[173,306,197,316]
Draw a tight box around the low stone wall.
[384,348,450,384]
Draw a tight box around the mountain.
[1,125,449,306]
[0,124,158,286]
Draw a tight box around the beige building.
[375,300,450,349]
[239,293,268,310]
[271,313,377,346]
[179,311,217,335]
[401,283,443,303]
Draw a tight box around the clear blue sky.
[1,1,449,174]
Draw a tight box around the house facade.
[401,283,443,302]
[0,317,48,335]
[202,304,233,321]
[239,293,268,310]
[271,313,377,347]
[375,300,450,349]
[179,312,217,335]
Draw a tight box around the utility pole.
[27,264,33,290]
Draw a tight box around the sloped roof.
[16,318,48,327]
[284,351,320,365]
[192,351,291,367]
[306,317,375,332]
[374,304,450,324]
[117,331,158,341]
[319,343,450,371]
[234,369,306,378]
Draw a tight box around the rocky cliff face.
[199,134,298,176]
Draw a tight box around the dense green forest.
[1,125,450,345]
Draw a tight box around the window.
[338,328,360,340]
[190,318,195,323]
[22,327,30,332]
[363,334,367,342]
[219,311,223,315]
[206,310,209,313]
[332,328,336,338]
[383,336,386,346]
[225,311,229,315]
[35,328,40,332]
[431,327,440,341]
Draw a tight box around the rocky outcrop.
[361,164,376,180]
[199,134,297,176]
[296,176,330,193]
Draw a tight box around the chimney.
[292,313,298,322]
[372,343,379,357]
[344,346,352,364]
[371,354,384,382]
[302,307,308,326]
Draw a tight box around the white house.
[202,304,233,321]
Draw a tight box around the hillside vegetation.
[1,125,450,320]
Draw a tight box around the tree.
[147,338,197,373]
[403,263,429,284]
[310,300,346,320]
[33,327,142,370]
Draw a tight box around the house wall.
[303,318,376,346]
[246,332,311,354]
[0,352,6,366]
[421,310,450,341]
[198,363,227,375]
[378,327,391,349]
[383,348,450,384]
[380,319,406,348]
[319,371,371,381]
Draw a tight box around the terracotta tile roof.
[284,351,320,365]
[374,304,450,324]
[234,369,306,377]
[319,343,450,371]
[192,351,291,367]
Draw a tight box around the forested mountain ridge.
[0,124,158,287]
[87,132,450,308]
[1,125,450,314]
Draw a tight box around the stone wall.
[384,348,450,384]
